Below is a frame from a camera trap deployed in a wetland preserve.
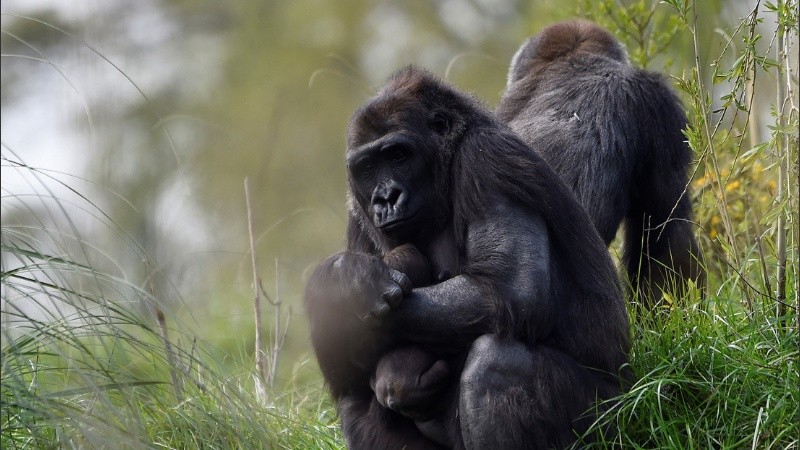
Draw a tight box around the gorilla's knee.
[461,335,533,390]
[461,335,498,386]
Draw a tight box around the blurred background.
[0,0,792,387]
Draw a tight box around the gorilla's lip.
[377,211,419,231]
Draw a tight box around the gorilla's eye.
[352,158,374,176]
[383,145,409,163]
[428,112,449,135]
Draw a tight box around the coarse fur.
[305,66,632,449]
[497,20,704,304]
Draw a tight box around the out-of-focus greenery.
[1,0,798,448]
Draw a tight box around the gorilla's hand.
[322,251,412,325]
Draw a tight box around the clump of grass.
[1,153,339,449]
[581,282,798,449]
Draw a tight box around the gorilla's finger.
[371,302,391,319]
[388,269,413,296]
[381,283,404,308]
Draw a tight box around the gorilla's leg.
[458,335,620,449]
[624,167,704,304]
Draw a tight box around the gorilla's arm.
[385,201,553,351]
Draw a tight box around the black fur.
[305,66,632,449]
[497,20,704,303]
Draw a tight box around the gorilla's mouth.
[375,204,422,233]
[377,210,419,232]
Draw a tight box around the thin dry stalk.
[268,258,291,388]
[244,178,269,388]
[774,0,789,317]
[746,53,760,155]
[752,218,774,300]
[155,308,184,400]
[144,262,183,401]
[270,263,281,388]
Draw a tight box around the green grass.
[1,218,343,450]
[1,156,342,449]
[587,289,798,449]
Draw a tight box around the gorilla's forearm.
[385,275,494,350]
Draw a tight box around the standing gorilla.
[497,20,704,303]
[305,66,632,449]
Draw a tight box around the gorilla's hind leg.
[458,335,620,450]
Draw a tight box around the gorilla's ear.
[427,111,450,136]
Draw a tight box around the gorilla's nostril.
[386,187,401,205]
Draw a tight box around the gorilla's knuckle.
[381,284,403,307]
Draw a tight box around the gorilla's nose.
[372,181,405,209]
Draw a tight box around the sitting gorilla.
[497,20,704,303]
[305,66,632,449]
